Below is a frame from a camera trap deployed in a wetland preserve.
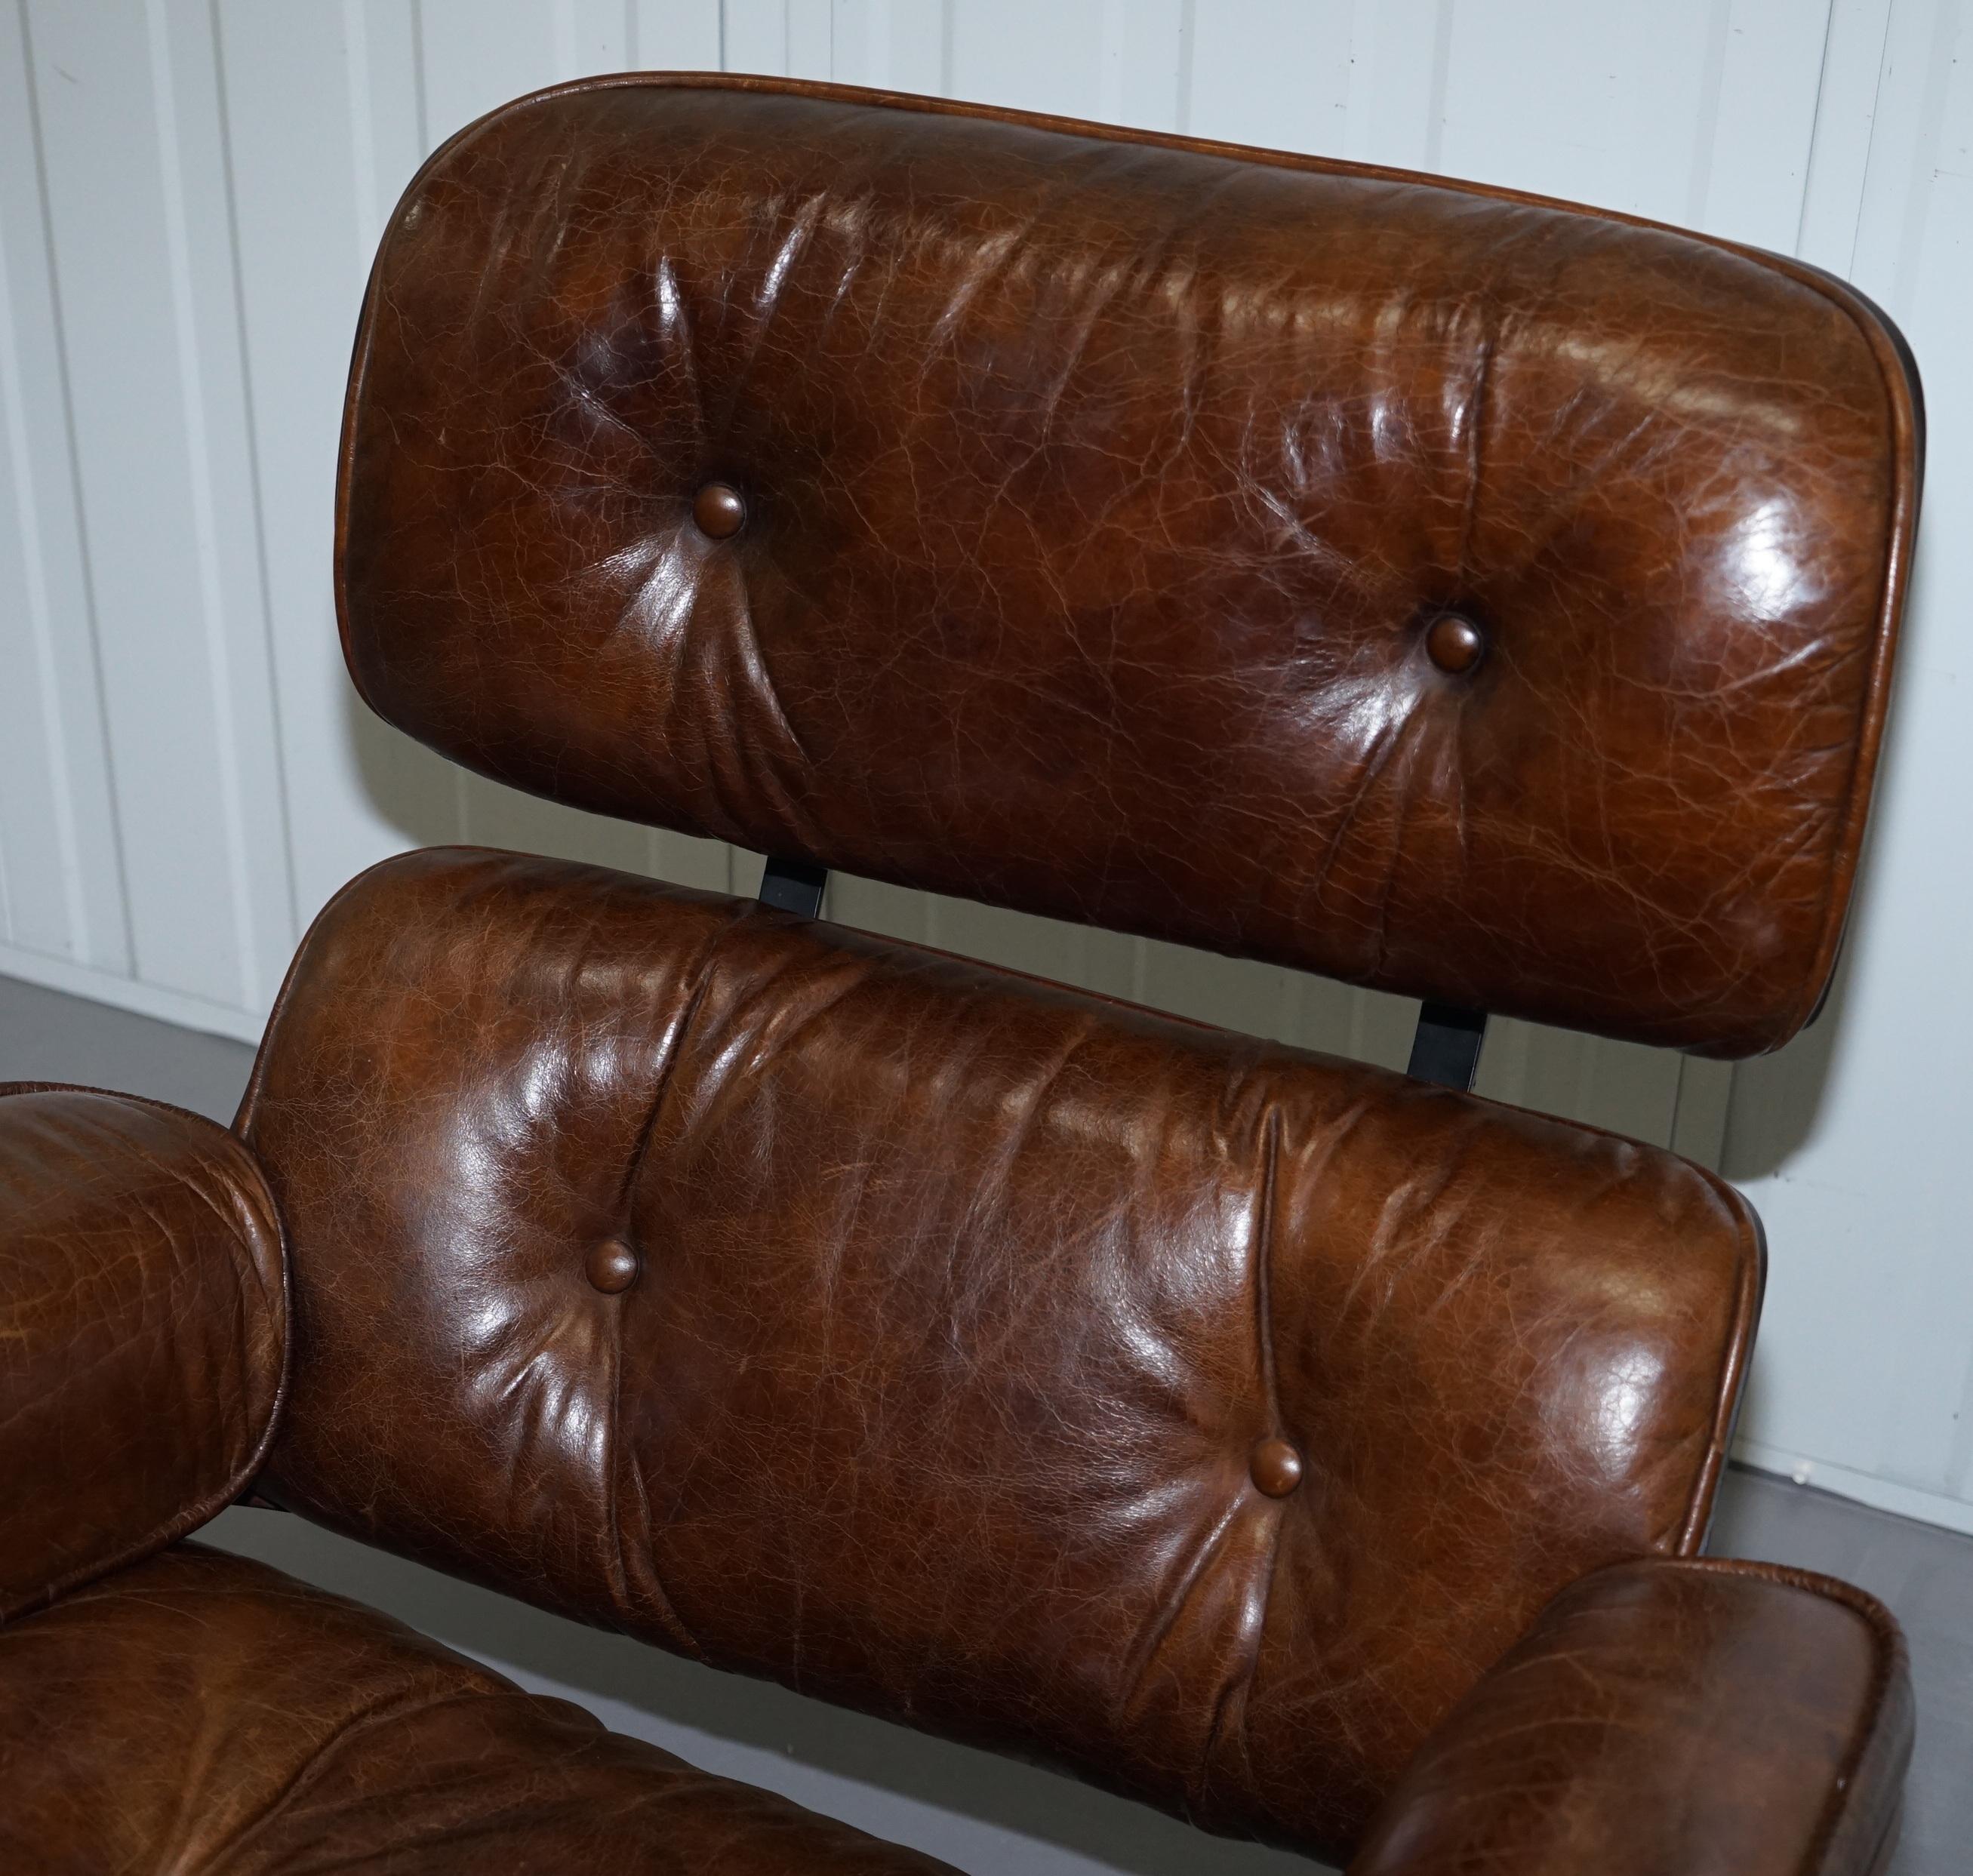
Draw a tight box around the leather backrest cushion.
[241,850,1759,1860]
[338,75,1919,1057]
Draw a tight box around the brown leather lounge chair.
[0,74,1924,1875]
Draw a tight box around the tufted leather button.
[1424,611,1486,675]
[586,1236,640,1295]
[1249,1436,1304,1498]
[692,482,746,540]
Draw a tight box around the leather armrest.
[0,1084,286,1621]
[1349,1558,1911,1876]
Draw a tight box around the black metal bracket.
[758,855,828,918]
[1407,1001,1488,1090]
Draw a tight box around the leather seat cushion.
[0,1541,956,1874]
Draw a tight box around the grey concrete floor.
[4,968,1969,1871]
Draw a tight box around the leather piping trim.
[336,70,1922,1061]
[0,1084,291,1623]
[1681,1184,1765,1555]
[1677,1558,1910,1874]
[235,847,443,1136]
[0,1078,237,1136]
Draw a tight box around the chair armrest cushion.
[1349,1558,1911,1876]
[0,1084,286,1620]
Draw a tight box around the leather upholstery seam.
[1190,1102,1288,1824]
[1679,1179,1765,1557]
[599,1324,699,1665]
[1117,1492,1248,1725]
[611,887,774,1222]
[199,1683,531,1868]
[1252,1104,1284,1441]
[596,901,754,1662]
[234,848,445,1136]
[1197,1501,1282,1828]
[612,923,728,1216]
[0,1078,233,1136]
[1454,329,1496,588]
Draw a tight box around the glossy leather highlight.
[0,1085,285,1621]
[339,75,1920,1056]
[1248,1437,1305,1499]
[1424,612,1486,676]
[585,1235,641,1294]
[691,481,747,540]
[240,847,1761,1860]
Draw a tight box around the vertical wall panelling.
[1338,0,1455,173]
[946,0,1107,118]
[1698,1,1832,248]
[143,0,295,1007]
[787,0,834,75]
[722,0,833,79]
[414,0,612,142]
[719,0,790,76]
[1796,0,1898,272]
[830,0,944,92]
[218,1,453,928]
[0,0,128,976]
[1185,3,1354,152]
[1728,0,1973,1535]
[629,0,722,70]
[15,0,290,1019]
[1431,4,1835,239]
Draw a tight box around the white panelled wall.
[0,2,1966,1530]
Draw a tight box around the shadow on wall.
[1721,541,1932,1185]
[349,678,463,853]
[205,1507,1320,1876]
[1722,945,1854,1182]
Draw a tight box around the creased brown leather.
[241,847,1761,1861]
[0,1086,286,1622]
[1347,1558,1913,1876]
[338,75,1921,1057]
[5,70,1916,1871]
[0,1540,959,1875]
